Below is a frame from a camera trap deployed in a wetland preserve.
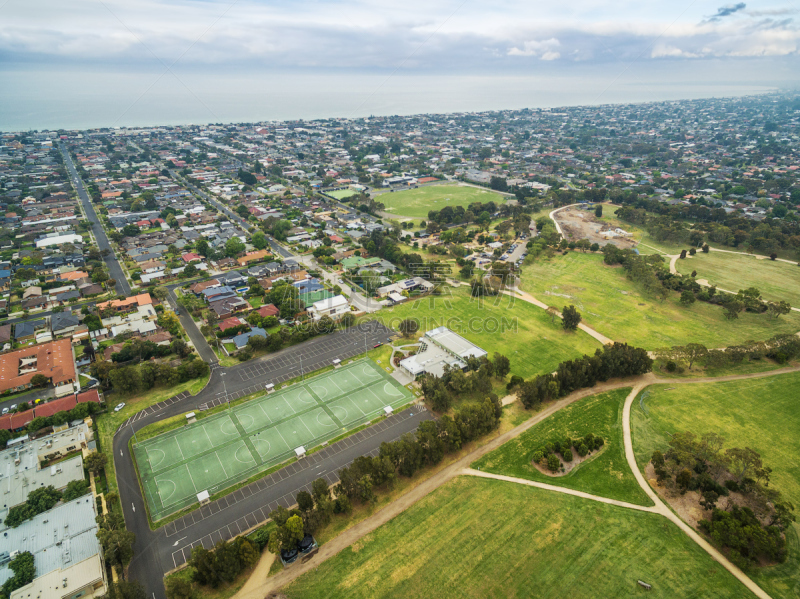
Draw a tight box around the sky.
[1,0,798,72]
[0,1,798,130]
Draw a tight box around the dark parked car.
[281,547,299,564]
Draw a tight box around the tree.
[680,289,696,306]
[681,343,708,369]
[152,286,169,301]
[279,515,305,550]
[63,478,90,501]
[493,353,511,379]
[0,551,35,599]
[251,231,267,249]
[561,305,581,331]
[679,249,687,259]
[107,581,148,599]
[30,373,49,387]
[97,512,136,574]
[224,237,245,258]
[196,238,210,257]
[296,490,314,512]
[724,299,744,320]
[165,576,196,599]
[702,243,710,253]
[399,318,419,337]
[594,204,603,218]
[767,301,791,319]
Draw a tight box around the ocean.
[0,61,790,131]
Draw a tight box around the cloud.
[507,38,561,59]
[703,2,747,22]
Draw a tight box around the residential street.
[59,142,131,296]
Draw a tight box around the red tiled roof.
[77,389,101,404]
[257,304,280,318]
[33,396,77,418]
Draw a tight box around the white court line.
[257,403,273,426]
[274,427,292,451]
[327,377,346,398]
[185,464,199,493]
[174,435,186,462]
[346,395,368,416]
[202,426,214,449]
[216,452,230,480]
[297,413,316,439]
[282,395,297,415]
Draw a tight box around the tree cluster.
[531,433,604,472]
[651,432,794,567]
[419,354,509,411]
[518,343,653,409]
[97,511,137,575]
[0,552,34,599]
[5,486,63,527]
[91,355,209,394]
[188,537,258,588]
[338,397,500,504]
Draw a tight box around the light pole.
[300,354,304,382]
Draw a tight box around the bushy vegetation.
[90,354,209,394]
[518,342,652,409]
[531,433,604,472]
[5,486,64,527]
[338,396,501,504]
[419,353,510,411]
[651,431,795,567]
[188,537,259,588]
[0,551,35,599]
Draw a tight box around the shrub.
[562,448,573,462]
[333,495,352,514]
[546,453,561,472]
[725,479,740,492]
[531,450,544,464]
[665,360,677,372]
[575,442,588,457]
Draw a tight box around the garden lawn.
[283,476,754,599]
[520,252,800,349]
[675,250,800,307]
[371,286,601,380]
[631,373,800,599]
[473,388,651,506]
[379,183,507,219]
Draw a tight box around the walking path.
[503,288,613,345]
[243,365,800,597]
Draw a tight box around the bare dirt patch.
[554,208,637,249]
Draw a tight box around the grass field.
[520,252,800,349]
[674,250,800,307]
[473,389,652,506]
[283,476,754,599]
[631,374,800,599]
[378,183,507,219]
[325,189,359,200]
[133,360,411,522]
[371,285,601,380]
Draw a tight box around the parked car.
[9,404,17,412]
[114,403,126,412]
[1,407,8,415]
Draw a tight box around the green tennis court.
[133,360,413,522]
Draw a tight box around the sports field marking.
[331,404,348,422]
[275,427,291,450]
[251,437,271,459]
[383,381,404,397]
[175,438,186,462]
[202,426,214,449]
[327,377,346,396]
[156,478,176,503]
[185,465,199,493]
[220,417,241,436]
[316,411,337,430]
[310,382,328,400]
[298,388,317,406]
[234,444,255,465]
[147,447,165,471]
[215,453,230,480]
[297,415,315,439]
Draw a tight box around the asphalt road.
[114,321,416,598]
[165,285,219,365]
[59,142,131,297]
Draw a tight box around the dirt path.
[548,203,583,238]
[251,366,800,597]
[503,288,613,345]
[461,469,658,513]
[230,552,276,599]
[620,385,772,599]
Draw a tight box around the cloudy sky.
[1,0,798,71]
